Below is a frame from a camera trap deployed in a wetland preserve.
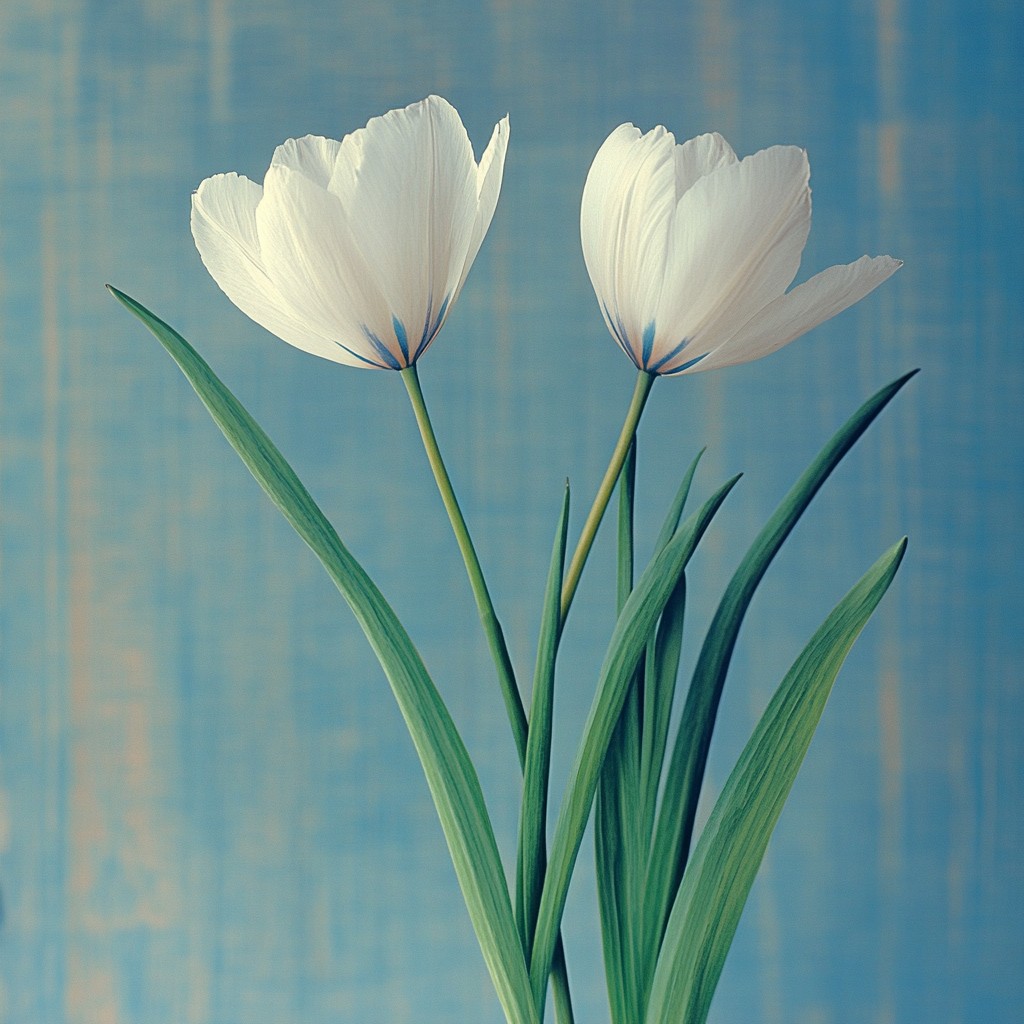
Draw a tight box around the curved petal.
[326,95,480,360]
[581,124,679,366]
[673,131,737,199]
[190,173,360,365]
[256,163,400,368]
[449,113,510,310]
[581,124,642,359]
[269,134,342,188]
[685,255,903,373]
[654,144,811,358]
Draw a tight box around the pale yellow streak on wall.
[878,122,904,199]
[876,0,902,119]
[67,952,120,1024]
[698,0,739,133]
[117,646,182,932]
[209,0,232,122]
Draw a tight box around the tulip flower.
[193,95,525,759]
[581,125,900,375]
[560,125,901,618]
[191,95,509,370]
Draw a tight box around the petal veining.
[451,113,510,310]
[672,131,737,199]
[326,96,479,349]
[692,255,903,372]
[191,173,358,365]
[256,163,397,365]
[581,123,900,377]
[192,96,507,370]
[270,135,342,188]
[581,124,678,364]
[655,144,811,355]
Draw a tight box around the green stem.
[560,370,655,623]
[401,365,528,767]
[404,367,578,1020]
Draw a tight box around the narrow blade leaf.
[637,446,704,847]
[646,538,907,1024]
[517,483,570,952]
[596,441,645,1024]
[529,474,741,1011]
[110,288,538,1024]
[647,370,917,950]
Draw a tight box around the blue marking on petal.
[641,321,656,367]
[602,301,640,368]
[416,295,434,356]
[360,324,403,370]
[333,339,390,369]
[430,294,450,338]
[413,293,451,361]
[661,350,709,375]
[393,316,410,362]
[649,337,691,374]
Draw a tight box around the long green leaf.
[646,370,917,953]
[637,447,704,847]
[651,448,706,558]
[638,577,685,849]
[620,450,702,1012]
[110,288,538,1024]
[596,440,645,1024]
[645,538,907,1024]
[600,446,705,1024]
[517,484,570,952]
[529,473,741,1013]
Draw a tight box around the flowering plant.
[111,96,910,1024]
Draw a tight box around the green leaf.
[645,538,907,1024]
[596,717,644,1024]
[651,448,705,559]
[516,483,570,953]
[646,370,917,956]
[637,572,685,894]
[109,288,538,1024]
[599,446,705,1024]
[616,439,638,610]
[529,473,742,1012]
[596,440,645,1024]
[637,447,704,846]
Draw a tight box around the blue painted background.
[1,0,1021,1021]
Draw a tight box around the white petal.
[673,131,737,198]
[688,255,903,373]
[450,113,510,311]
[256,163,399,368]
[581,124,642,355]
[653,145,811,358]
[581,124,678,365]
[270,134,342,187]
[326,95,479,361]
[190,173,359,365]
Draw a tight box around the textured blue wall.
[1,0,1021,1021]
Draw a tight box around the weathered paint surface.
[1,1,1021,1022]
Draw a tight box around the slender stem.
[405,367,578,1016]
[401,365,529,767]
[560,370,655,623]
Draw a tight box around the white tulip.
[191,95,508,369]
[581,125,900,375]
